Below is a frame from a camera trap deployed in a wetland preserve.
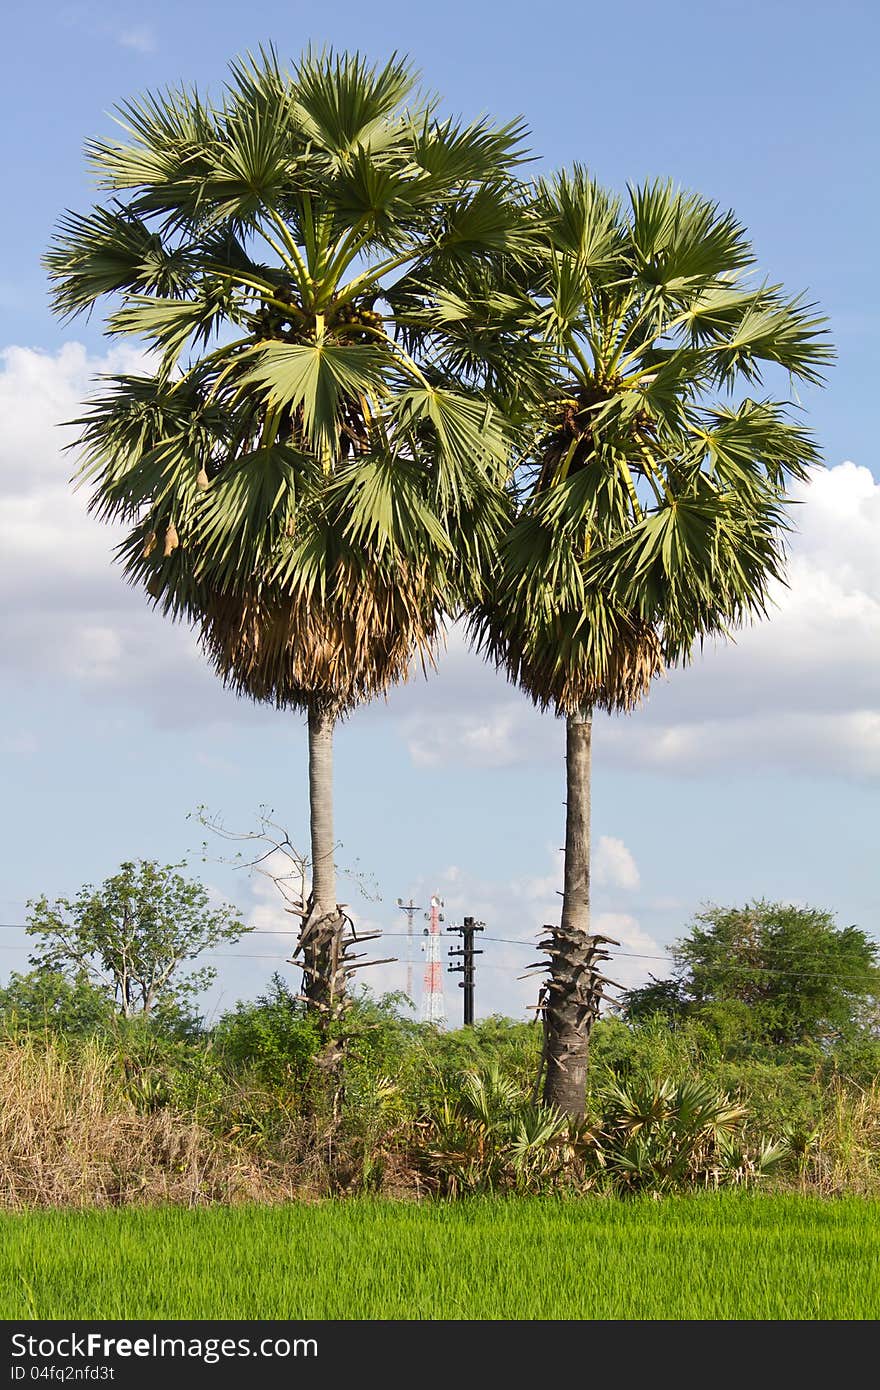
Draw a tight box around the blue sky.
[1,0,877,1021]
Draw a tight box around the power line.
[0,924,665,951]
[1,922,866,965]
[1,923,876,985]
[0,937,875,985]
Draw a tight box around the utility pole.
[396,897,421,1004]
[447,916,484,1026]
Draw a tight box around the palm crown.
[46,48,533,710]
[472,169,832,715]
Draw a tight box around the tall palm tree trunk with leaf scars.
[471,168,832,1120]
[302,699,342,1020]
[543,708,593,1115]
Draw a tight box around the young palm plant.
[416,1065,570,1195]
[471,169,832,1117]
[46,48,533,1027]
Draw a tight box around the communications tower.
[421,895,446,1025]
[396,896,420,1004]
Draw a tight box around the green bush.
[213,974,322,1091]
[591,1075,786,1193]
[823,1033,880,1088]
[588,1014,722,1093]
[0,970,116,1038]
[411,1064,787,1197]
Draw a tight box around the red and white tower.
[421,895,446,1025]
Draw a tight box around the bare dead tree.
[192,806,394,1110]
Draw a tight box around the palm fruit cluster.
[540,393,598,476]
[330,300,384,341]
[248,290,384,344]
[250,300,301,342]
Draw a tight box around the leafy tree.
[619,977,688,1025]
[624,902,880,1048]
[0,968,115,1037]
[471,171,831,1116]
[45,48,531,1027]
[25,860,245,1020]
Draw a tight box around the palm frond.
[480,169,831,717]
[292,49,419,157]
[46,208,195,319]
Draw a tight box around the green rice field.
[2,1195,878,1320]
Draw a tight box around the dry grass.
[0,1036,285,1209]
[798,1078,880,1196]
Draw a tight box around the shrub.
[213,974,321,1092]
[412,1065,788,1197]
[413,1065,570,1196]
[0,970,115,1038]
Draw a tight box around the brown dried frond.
[197,562,444,715]
[163,521,179,558]
[475,605,663,717]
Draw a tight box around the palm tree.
[471,170,831,1117]
[46,48,533,1024]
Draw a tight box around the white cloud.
[117,26,157,53]
[0,344,270,728]
[387,461,880,781]
[246,846,308,904]
[0,343,137,494]
[600,709,880,779]
[594,836,640,892]
[519,836,640,898]
[406,704,524,767]
[519,850,563,902]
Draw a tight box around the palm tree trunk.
[308,700,336,916]
[303,700,342,1019]
[301,699,349,1115]
[542,708,594,1118]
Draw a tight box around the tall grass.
[805,1079,880,1194]
[1,1197,878,1319]
[0,1036,278,1208]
